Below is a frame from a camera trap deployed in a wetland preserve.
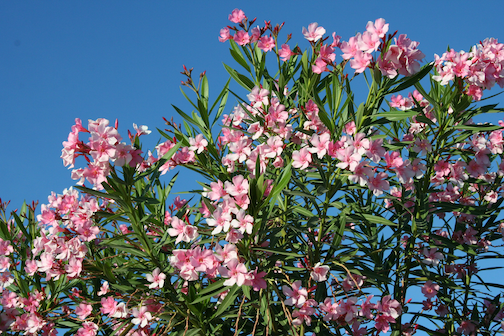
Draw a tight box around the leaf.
[293,206,315,218]
[386,63,433,94]
[74,186,122,203]
[100,240,149,258]
[211,79,230,127]
[192,279,226,303]
[211,284,239,320]
[253,248,302,258]
[229,40,251,72]
[369,110,418,120]
[361,214,397,227]
[263,162,292,207]
[223,63,254,91]
[11,212,29,240]
[172,104,205,132]
[451,124,502,132]
[184,329,202,336]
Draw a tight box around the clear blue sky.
[2,0,504,210]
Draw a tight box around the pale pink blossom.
[219,258,248,286]
[131,306,152,328]
[422,247,444,266]
[258,35,276,52]
[234,30,250,46]
[283,280,308,307]
[228,9,246,23]
[146,267,166,289]
[292,148,312,170]
[366,18,389,38]
[75,303,93,320]
[132,123,151,136]
[310,263,330,282]
[97,281,109,296]
[218,27,232,42]
[188,134,208,154]
[278,44,294,61]
[302,22,326,42]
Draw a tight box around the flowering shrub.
[1,8,504,336]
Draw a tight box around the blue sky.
[2,0,504,210]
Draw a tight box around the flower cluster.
[1,8,504,336]
[433,38,504,100]
[61,118,145,189]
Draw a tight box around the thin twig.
[279,295,299,336]
[234,295,246,336]
[183,308,190,336]
[251,307,260,335]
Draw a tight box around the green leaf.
[211,284,239,320]
[263,162,292,207]
[192,279,226,303]
[211,79,230,127]
[229,40,251,72]
[198,75,210,128]
[451,124,502,132]
[100,240,149,258]
[386,63,434,94]
[223,63,254,91]
[11,212,29,240]
[361,214,397,227]
[293,206,315,218]
[253,248,302,258]
[369,110,418,121]
[172,104,205,131]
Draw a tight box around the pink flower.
[421,280,439,299]
[75,303,93,320]
[422,247,443,266]
[258,35,276,52]
[303,22,326,42]
[234,30,250,46]
[350,51,372,73]
[219,258,248,286]
[146,267,166,289]
[228,9,246,23]
[376,295,401,319]
[320,298,339,321]
[231,210,254,234]
[76,322,98,336]
[224,175,249,197]
[457,320,476,335]
[247,268,267,291]
[203,180,226,201]
[337,297,359,323]
[278,44,294,61]
[247,86,270,107]
[131,306,152,328]
[340,35,360,60]
[207,207,232,235]
[358,31,380,53]
[219,27,232,42]
[310,263,330,282]
[390,94,413,111]
[132,123,151,136]
[366,18,389,38]
[283,280,308,307]
[292,148,312,170]
[312,58,328,74]
[308,133,330,158]
[168,217,198,243]
[188,134,208,154]
[374,313,396,333]
[97,281,109,296]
